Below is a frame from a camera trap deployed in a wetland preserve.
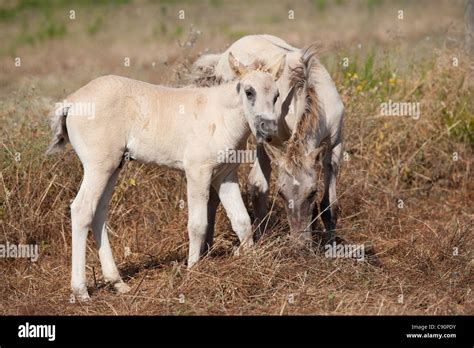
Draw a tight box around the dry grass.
[0,0,473,315]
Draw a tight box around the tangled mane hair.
[190,58,223,87]
[282,42,323,173]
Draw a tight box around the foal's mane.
[191,67,223,87]
[282,43,322,173]
[191,57,270,87]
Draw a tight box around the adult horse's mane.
[283,42,324,173]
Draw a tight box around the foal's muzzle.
[256,116,278,143]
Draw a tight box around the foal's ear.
[228,52,248,78]
[267,54,286,81]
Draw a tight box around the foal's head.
[228,52,285,143]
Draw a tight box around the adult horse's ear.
[307,144,326,164]
[228,52,248,78]
[267,54,286,81]
[263,141,285,164]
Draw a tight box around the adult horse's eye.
[307,190,317,201]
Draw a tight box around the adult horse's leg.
[320,141,342,243]
[248,143,272,240]
[185,167,212,268]
[91,166,130,294]
[215,168,254,252]
[204,186,220,254]
[71,167,116,300]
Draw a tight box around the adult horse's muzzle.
[256,116,278,143]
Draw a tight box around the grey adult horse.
[192,34,344,243]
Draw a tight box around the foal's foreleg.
[248,143,272,240]
[320,142,342,243]
[91,166,130,294]
[215,169,254,251]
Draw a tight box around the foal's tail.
[45,105,70,155]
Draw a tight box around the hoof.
[78,293,91,301]
[234,242,254,257]
[71,288,91,302]
[114,281,131,294]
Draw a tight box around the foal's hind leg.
[185,167,212,268]
[248,143,272,240]
[71,167,116,300]
[320,142,342,243]
[91,166,130,294]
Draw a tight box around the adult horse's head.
[228,52,285,143]
[263,47,326,242]
[266,141,325,241]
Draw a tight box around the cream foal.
[47,53,285,300]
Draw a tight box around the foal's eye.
[245,89,255,99]
[273,92,279,104]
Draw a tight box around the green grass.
[313,0,327,11]
[5,14,67,55]
[174,25,184,37]
[87,16,104,35]
[0,0,130,22]
[37,16,67,40]
[366,0,384,10]
[2,0,132,54]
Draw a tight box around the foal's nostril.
[259,120,277,133]
[256,117,278,142]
